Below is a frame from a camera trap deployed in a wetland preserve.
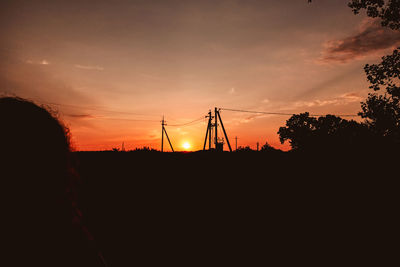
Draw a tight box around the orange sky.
[1,0,400,151]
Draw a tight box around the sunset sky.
[1,0,400,151]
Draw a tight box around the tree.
[278,113,368,151]
[349,0,400,143]
[348,0,400,30]
[278,113,317,150]
[260,142,278,152]
[359,93,400,140]
[364,48,400,97]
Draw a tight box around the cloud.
[293,92,363,108]
[74,64,104,71]
[65,114,94,119]
[26,59,50,65]
[228,87,236,94]
[0,54,95,115]
[319,19,400,63]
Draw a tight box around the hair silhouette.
[0,97,105,266]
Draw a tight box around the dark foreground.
[74,150,397,266]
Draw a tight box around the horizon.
[2,0,400,151]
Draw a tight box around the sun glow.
[182,142,191,150]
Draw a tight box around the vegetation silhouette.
[282,0,400,153]
[278,113,374,152]
[1,97,106,267]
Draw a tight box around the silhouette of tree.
[278,113,369,151]
[364,48,400,96]
[359,93,400,141]
[236,146,253,152]
[349,0,400,143]
[278,113,317,150]
[260,142,279,152]
[348,0,400,30]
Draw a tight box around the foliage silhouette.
[348,0,400,30]
[349,0,400,144]
[236,145,254,152]
[260,141,279,152]
[278,113,370,151]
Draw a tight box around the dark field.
[74,150,396,266]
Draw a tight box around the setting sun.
[182,142,191,150]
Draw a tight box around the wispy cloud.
[74,64,104,71]
[65,114,94,119]
[318,18,400,64]
[293,92,363,108]
[235,92,363,124]
[26,59,50,65]
[228,87,236,94]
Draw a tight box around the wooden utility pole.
[161,116,174,152]
[161,116,165,152]
[235,136,238,151]
[203,110,213,151]
[202,107,232,152]
[214,107,218,148]
[216,108,232,152]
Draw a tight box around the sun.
[182,142,191,150]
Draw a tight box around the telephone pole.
[257,142,259,151]
[203,108,232,152]
[161,116,164,152]
[235,136,238,151]
[161,116,174,152]
[215,107,218,149]
[203,110,214,150]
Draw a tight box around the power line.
[39,100,160,118]
[167,117,205,127]
[92,116,160,122]
[220,108,359,117]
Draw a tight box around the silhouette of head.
[1,97,72,197]
[0,97,99,265]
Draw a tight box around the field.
[73,150,395,265]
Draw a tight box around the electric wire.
[38,100,161,118]
[220,108,359,117]
[167,117,205,127]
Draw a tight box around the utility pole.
[161,116,174,152]
[216,108,232,152]
[161,116,165,152]
[214,107,218,148]
[257,142,259,151]
[235,136,238,151]
[202,107,232,152]
[203,110,214,151]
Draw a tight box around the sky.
[1,0,400,151]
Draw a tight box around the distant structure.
[203,108,232,152]
[121,142,125,152]
[161,116,174,152]
[235,136,239,151]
